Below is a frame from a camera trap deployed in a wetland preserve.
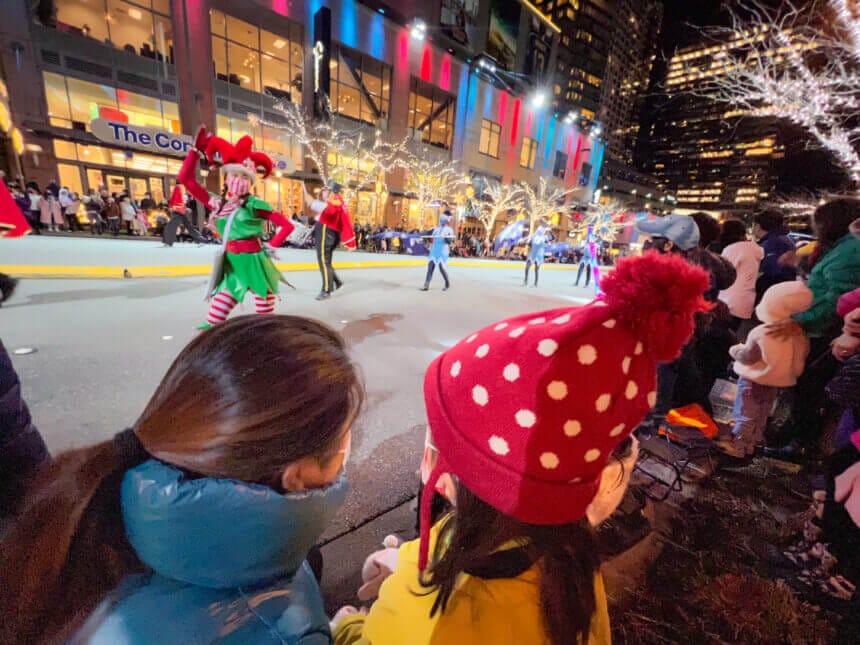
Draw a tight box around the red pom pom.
[601,252,710,361]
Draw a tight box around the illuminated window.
[479,119,501,158]
[211,10,303,103]
[54,0,173,61]
[553,151,568,179]
[408,77,455,150]
[520,137,537,169]
[42,72,179,132]
[330,44,392,126]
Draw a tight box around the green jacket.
[794,234,860,338]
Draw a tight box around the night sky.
[659,0,727,54]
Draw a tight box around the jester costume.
[523,223,553,287]
[307,180,355,301]
[420,211,455,291]
[178,128,294,328]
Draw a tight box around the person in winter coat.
[718,219,764,333]
[717,282,813,459]
[65,192,82,232]
[754,209,797,298]
[105,196,121,236]
[0,315,363,645]
[39,191,64,231]
[333,253,710,645]
[26,187,41,234]
[634,213,737,430]
[0,337,50,520]
[119,194,137,235]
[767,200,860,460]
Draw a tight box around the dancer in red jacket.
[303,180,355,301]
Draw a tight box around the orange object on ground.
[0,182,30,238]
[666,403,720,439]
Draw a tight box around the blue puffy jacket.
[78,459,348,644]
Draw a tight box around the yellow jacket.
[334,525,611,645]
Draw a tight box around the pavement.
[1,236,602,611]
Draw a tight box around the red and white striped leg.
[206,290,239,325]
[254,291,276,314]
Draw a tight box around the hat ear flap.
[205,136,234,167]
[249,152,273,179]
[234,136,253,159]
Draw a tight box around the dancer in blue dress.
[421,210,455,291]
[523,218,553,287]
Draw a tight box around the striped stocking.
[206,290,239,325]
[254,291,276,314]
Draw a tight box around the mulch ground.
[610,460,859,644]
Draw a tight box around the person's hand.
[330,605,367,631]
[835,461,860,527]
[778,249,799,267]
[728,343,744,360]
[266,244,280,260]
[844,307,860,336]
[832,333,860,361]
[346,245,356,252]
[357,547,399,602]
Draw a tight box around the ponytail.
[0,430,149,644]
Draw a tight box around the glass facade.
[55,0,172,61]
[408,78,455,150]
[211,10,303,102]
[330,44,392,126]
[44,72,180,132]
[520,137,538,169]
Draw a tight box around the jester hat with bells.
[204,134,273,185]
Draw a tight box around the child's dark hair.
[0,315,363,644]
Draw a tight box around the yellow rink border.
[0,258,596,280]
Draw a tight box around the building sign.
[91,119,193,156]
[90,119,296,174]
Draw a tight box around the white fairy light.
[478,182,526,235]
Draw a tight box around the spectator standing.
[139,192,156,214]
[769,200,860,460]
[0,316,362,644]
[718,282,813,459]
[105,196,121,236]
[26,188,41,234]
[718,219,765,332]
[754,209,797,298]
[46,179,60,198]
[64,192,82,232]
[119,194,136,235]
[39,191,64,232]
[84,191,104,235]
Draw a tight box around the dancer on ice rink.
[523,218,553,287]
[421,210,455,292]
[303,180,356,301]
[178,128,295,329]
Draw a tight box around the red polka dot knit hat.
[419,252,710,569]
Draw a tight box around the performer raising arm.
[421,210,455,292]
[178,128,294,329]
[523,217,553,287]
[303,180,356,301]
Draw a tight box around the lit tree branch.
[477,181,525,236]
[520,177,577,234]
[686,0,860,184]
[401,146,465,229]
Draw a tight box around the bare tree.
[689,0,860,184]
[520,177,577,234]
[572,199,630,244]
[401,148,465,229]
[477,181,525,237]
[259,99,409,206]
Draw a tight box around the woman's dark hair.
[689,212,721,249]
[754,209,785,233]
[0,315,363,644]
[811,200,859,267]
[423,485,600,645]
[719,219,747,248]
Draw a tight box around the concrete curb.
[0,259,603,280]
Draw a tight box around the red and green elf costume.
[178,128,295,329]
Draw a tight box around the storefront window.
[45,72,72,128]
[53,139,78,160]
[408,78,455,150]
[331,45,391,126]
[211,10,303,103]
[44,73,178,132]
[216,113,303,173]
[54,0,173,61]
[57,163,83,195]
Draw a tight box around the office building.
[0,0,608,230]
[644,33,787,213]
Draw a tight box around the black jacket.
[0,339,49,517]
